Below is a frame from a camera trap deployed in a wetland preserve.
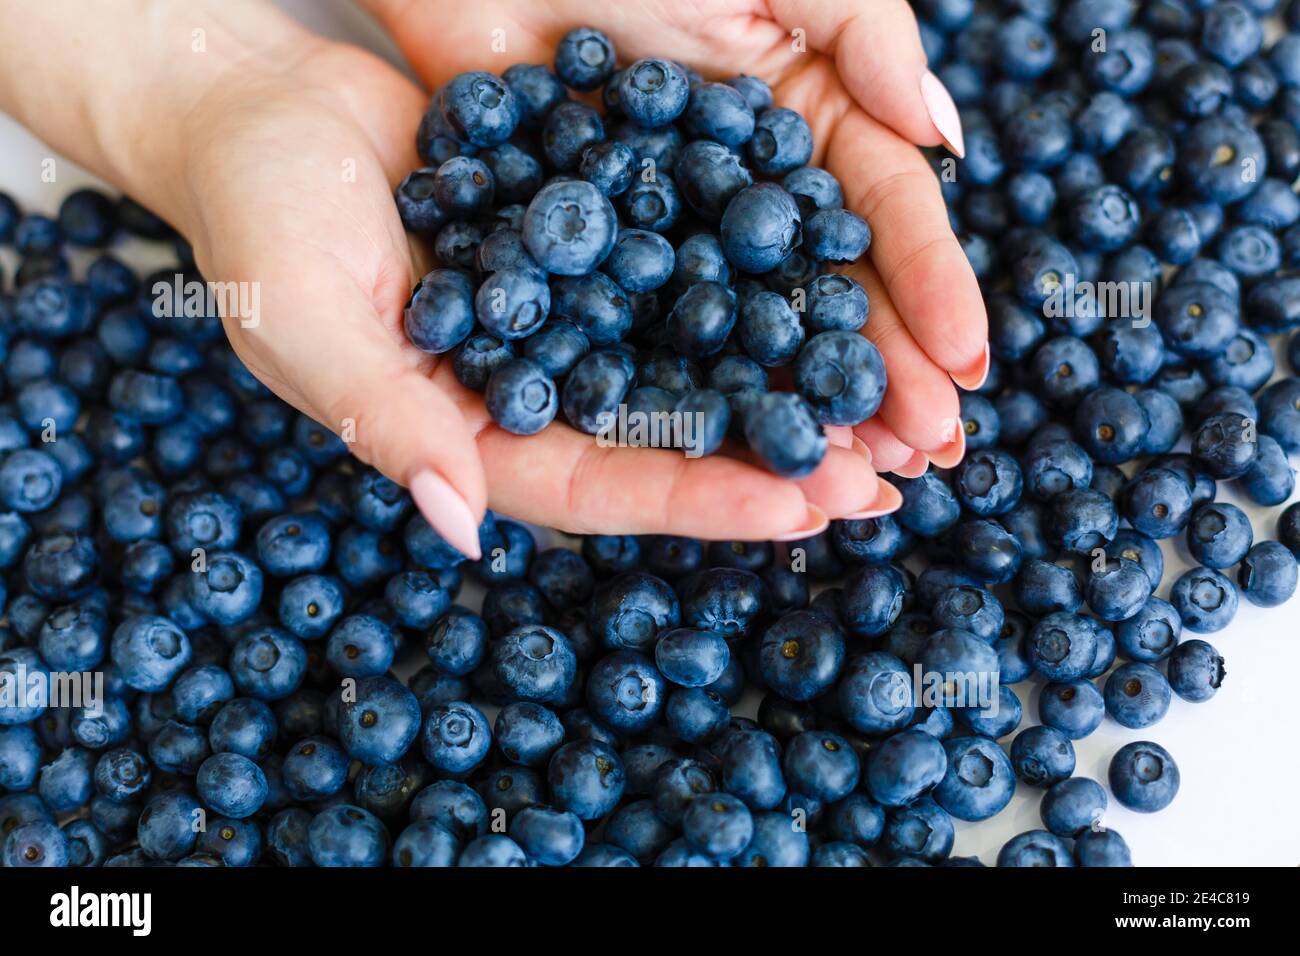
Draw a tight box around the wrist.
[0,0,312,236]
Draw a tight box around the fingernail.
[851,436,873,465]
[951,343,990,392]
[929,424,967,470]
[841,480,903,520]
[825,425,854,449]
[893,450,930,479]
[409,469,483,561]
[772,505,830,542]
[921,70,965,158]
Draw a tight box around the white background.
[2,0,1298,866]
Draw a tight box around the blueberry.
[1029,336,1100,407]
[720,183,803,275]
[782,731,859,803]
[1040,777,1107,838]
[1109,740,1180,812]
[1237,541,1298,608]
[1115,597,1181,663]
[1241,435,1296,506]
[196,752,268,819]
[675,140,753,223]
[522,321,589,378]
[435,71,518,148]
[549,739,624,820]
[1075,828,1133,867]
[522,180,618,276]
[1168,638,1227,703]
[616,58,690,128]
[432,156,495,218]
[619,172,683,232]
[665,281,736,358]
[1010,725,1076,788]
[475,268,551,341]
[337,675,421,766]
[802,208,871,263]
[553,272,634,346]
[554,28,615,92]
[485,358,559,435]
[1073,386,1148,465]
[562,350,635,434]
[997,830,1074,867]
[307,804,389,867]
[4,820,70,868]
[1070,185,1141,252]
[933,736,1016,822]
[137,790,202,861]
[865,728,947,807]
[497,624,580,705]
[1179,116,1267,204]
[1039,678,1105,740]
[586,650,665,733]
[654,627,730,688]
[678,82,755,149]
[793,331,886,426]
[420,701,491,775]
[506,805,583,866]
[741,391,827,478]
[1028,612,1101,681]
[0,449,62,512]
[500,63,566,131]
[603,229,675,293]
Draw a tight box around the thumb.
[312,341,489,563]
[226,261,489,562]
[770,0,964,157]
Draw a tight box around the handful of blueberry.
[398,28,879,476]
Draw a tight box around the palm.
[179,42,428,407]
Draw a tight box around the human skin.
[0,0,984,556]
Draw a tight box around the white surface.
[3,0,1299,866]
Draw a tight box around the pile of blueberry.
[1,3,1300,872]
[398,30,877,474]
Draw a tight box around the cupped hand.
[174,0,985,556]
[359,0,988,488]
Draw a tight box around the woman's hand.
[0,0,982,556]
[359,0,989,477]
[171,32,890,556]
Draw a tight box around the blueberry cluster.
[2,5,1300,873]
[906,0,1300,862]
[398,30,878,475]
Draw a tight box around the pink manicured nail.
[929,423,967,470]
[921,70,965,158]
[952,343,991,391]
[841,481,903,520]
[851,436,873,465]
[409,469,482,561]
[893,450,930,479]
[772,505,830,542]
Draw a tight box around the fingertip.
[892,449,930,479]
[920,70,965,158]
[841,479,903,519]
[409,468,483,561]
[951,343,991,392]
[771,504,830,542]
